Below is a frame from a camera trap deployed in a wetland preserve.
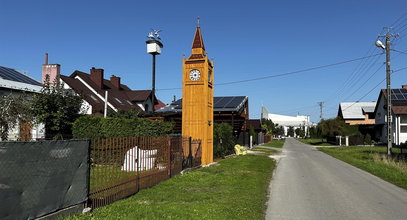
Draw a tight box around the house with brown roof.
[374,85,407,145]
[41,56,159,115]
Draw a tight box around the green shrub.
[72,115,173,139]
[214,123,236,158]
[364,133,372,145]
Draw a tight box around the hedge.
[72,115,173,139]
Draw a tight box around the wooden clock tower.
[182,24,214,165]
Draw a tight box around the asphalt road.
[265,138,407,220]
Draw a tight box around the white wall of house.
[396,115,407,144]
[374,93,407,144]
[5,122,45,141]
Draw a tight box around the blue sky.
[1,0,407,122]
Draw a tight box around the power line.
[156,53,382,91]
[342,66,407,112]
[341,63,385,101]
[391,48,407,55]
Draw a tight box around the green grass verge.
[318,146,407,190]
[296,138,333,146]
[262,139,285,148]
[64,153,276,220]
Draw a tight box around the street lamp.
[146,30,163,113]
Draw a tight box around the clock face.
[189,69,201,81]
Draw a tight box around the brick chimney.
[402,85,407,89]
[41,53,61,86]
[110,75,121,89]
[90,67,104,89]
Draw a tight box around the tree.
[261,118,285,137]
[318,117,361,138]
[249,126,257,145]
[30,82,84,139]
[287,126,294,137]
[274,125,285,137]
[213,123,235,158]
[0,93,33,140]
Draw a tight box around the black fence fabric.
[0,140,90,220]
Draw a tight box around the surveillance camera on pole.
[146,30,163,113]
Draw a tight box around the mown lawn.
[262,139,285,148]
[297,138,332,146]
[319,146,407,190]
[64,150,277,220]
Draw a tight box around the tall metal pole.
[318,102,324,122]
[385,35,392,156]
[151,53,156,113]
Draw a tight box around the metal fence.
[88,136,201,209]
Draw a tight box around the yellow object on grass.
[234,144,247,155]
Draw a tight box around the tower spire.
[190,18,206,58]
[197,16,200,28]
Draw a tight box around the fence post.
[167,137,171,178]
[137,137,140,192]
[86,139,92,208]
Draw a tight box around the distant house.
[337,102,376,125]
[374,86,407,145]
[0,66,45,141]
[41,58,160,115]
[261,106,310,137]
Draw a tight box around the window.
[114,97,124,105]
[126,100,133,106]
[401,126,407,133]
[145,104,149,111]
[401,115,407,124]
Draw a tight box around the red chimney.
[402,85,407,89]
[90,67,104,89]
[110,75,121,89]
[41,53,60,86]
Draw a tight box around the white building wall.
[261,107,310,137]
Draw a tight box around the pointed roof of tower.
[192,27,205,50]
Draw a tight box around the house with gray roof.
[337,102,376,125]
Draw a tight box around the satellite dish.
[375,40,386,50]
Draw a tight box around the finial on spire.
[197,16,200,28]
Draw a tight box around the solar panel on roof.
[215,97,233,108]
[224,97,245,108]
[393,100,407,106]
[173,99,182,105]
[393,89,402,94]
[0,66,41,86]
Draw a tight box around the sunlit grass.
[262,139,285,148]
[319,146,407,190]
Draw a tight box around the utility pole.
[376,28,398,157]
[318,102,324,122]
